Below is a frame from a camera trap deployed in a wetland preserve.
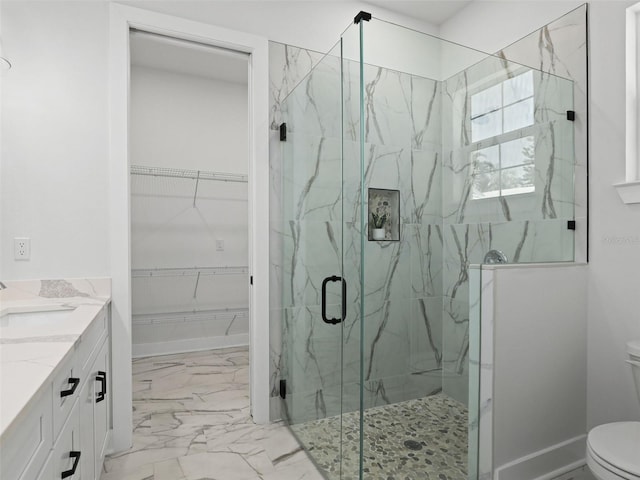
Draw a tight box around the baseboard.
[132,333,249,358]
[553,465,595,480]
[495,435,587,480]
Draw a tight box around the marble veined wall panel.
[269,42,325,416]
[270,7,585,421]
[276,52,445,418]
[498,6,588,261]
[440,9,585,404]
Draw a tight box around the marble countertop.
[0,278,111,440]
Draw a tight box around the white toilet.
[586,341,640,480]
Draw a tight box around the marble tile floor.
[291,393,468,480]
[100,347,324,480]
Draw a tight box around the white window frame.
[468,71,536,201]
[617,2,640,203]
[471,135,536,200]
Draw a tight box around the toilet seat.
[587,422,640,480]
[588,442,640,480]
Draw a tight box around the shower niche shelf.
[368,188,400,242]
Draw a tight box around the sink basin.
[0,308,76,329]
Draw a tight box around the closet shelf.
[132,266,248,278]
[132,307,249,326]
[130,164,248,184]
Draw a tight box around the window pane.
[472,144,500,171]
[500,165,535,195]
[501,136,535,168]
[472,170,500,199]
[503,70,534,105]
[471,145,500,199]
[471,110,502,142]
[503,98,534,133]
[471,83,501,118]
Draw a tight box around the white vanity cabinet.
[79,338,110,480]
[36,402,82,480]
[0,303,111,480]
[0,385,54,480]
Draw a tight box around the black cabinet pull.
[95,371,107,403]
[60,378,79,398]
[61,451,81,479]
[321,275,347,325]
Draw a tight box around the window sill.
[614,181,640,204]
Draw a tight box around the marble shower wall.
[270,39,445,422]
[268,6,586,420]
[498,5,588,262]
[268,42,326,419]
[353,64,443,411]
[439,6,586,405]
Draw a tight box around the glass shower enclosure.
[279,13,576,480]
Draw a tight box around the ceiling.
[129,30,249,84]
[366,0,473,26]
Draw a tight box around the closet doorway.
[128,31,250,359]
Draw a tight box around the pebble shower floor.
[291,394,468,480]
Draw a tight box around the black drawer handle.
[61,450,80,479]
[60,378,79,398]
[96,371,107,403]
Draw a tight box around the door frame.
[108,4,270,452]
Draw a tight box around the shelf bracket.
[193,271,201,299]
[193,170,201,207]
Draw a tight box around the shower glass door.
[280,35,352,480]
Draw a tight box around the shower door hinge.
[567,220,576,230]
[566,110,576,121]
[279,379,287,399]
[279,123,287,141]
[354,11,372,24]
[250,275,253,285]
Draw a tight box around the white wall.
[439,1,584,55]
[131,65,248,173]
[490,264,587,477]
[585,1,640,427]
[440,0,640,435]
[1,1,109,279]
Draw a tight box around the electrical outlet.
[216,239,224,251]
[14,237,30,260]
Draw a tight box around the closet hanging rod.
[130,165,248,183]
[131,266,248,278]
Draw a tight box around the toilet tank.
[628,340,640,405]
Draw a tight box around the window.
[469,71,535,200]
[617,2,640,203]
[471,136,535,199]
